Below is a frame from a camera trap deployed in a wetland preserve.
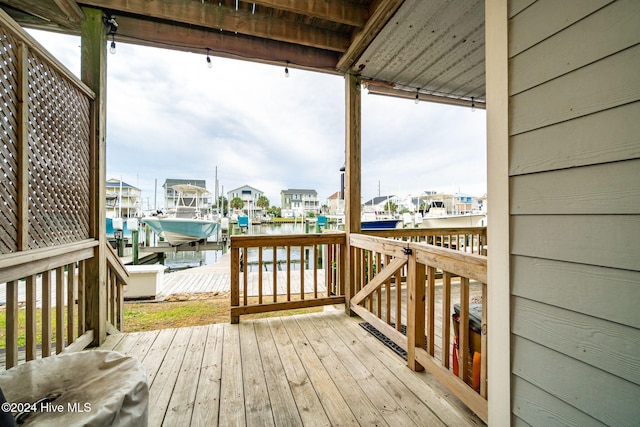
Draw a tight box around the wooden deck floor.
[99,308,484,426]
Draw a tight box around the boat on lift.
[142,184,218,245]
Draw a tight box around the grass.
[124,292,323,332]
[0,293,324,347]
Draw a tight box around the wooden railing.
[363,227,487,255]
[105,243,129,334]
[230,233,346,323]
[1,240,94,368]
[348,233,488,423]
[0,241,128,369]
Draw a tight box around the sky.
[30,29,486,210]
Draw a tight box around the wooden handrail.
[0,239,98,283]
[105,242,129,284]
[363,227,487,255]
[362,226,486,239]
[231,232,346,248]
[410,242,487,283]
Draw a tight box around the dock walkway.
[160,252,327,299]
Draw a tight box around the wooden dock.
[160,253,327,298]
[98,309,485,426]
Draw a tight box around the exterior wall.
[507,1,640,425]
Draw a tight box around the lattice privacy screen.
[0,29,19,253]
[0,27,92,253]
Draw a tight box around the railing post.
[344,72,361,316]
[230,243,240,324]
[406,249,425,371]
[81,7,108,346]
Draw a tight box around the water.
[163,221,325,271]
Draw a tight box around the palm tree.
[256,195,269,210]
[229,197,244,213]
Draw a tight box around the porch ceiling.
[0,0,485,106]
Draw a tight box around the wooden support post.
[82,7,108,346]
[344,72,361,315]
[132,229,139,265]
[6,281,18,369]
[42,271,52,358]
[407,251,425,371]
[67,262,75,345]
[145,224,151,247]
[117,235,124,257]
[427,265,436,356]
[25,275,36,361]
[56,267,64,353]
[230,245,240,323]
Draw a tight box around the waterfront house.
[105,178,141,218]
[0,1,638,426]
[163,178,208,212]
[280,188,320,217]
[326,191,344,216]
[227,184,264,217]
[362,195,403,214]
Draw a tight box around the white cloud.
[29,29,486,210]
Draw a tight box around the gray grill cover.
[0,350,148,426]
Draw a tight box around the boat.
[360,212,401,229]
[361,218,401,229]
[419,200,486,228]
[142,184,218,245]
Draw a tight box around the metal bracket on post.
[403,247,413,256]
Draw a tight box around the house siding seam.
[508,1,640,425]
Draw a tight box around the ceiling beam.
[53,0,84,22]
[79,0,351,52]
[248,0,367,27]
[1,0,83,28]
[365,83,486,109]
[336,0,404,72]
[114,15,341,72]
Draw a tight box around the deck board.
[323,312,484,427]
[300,314,424,426]
[266,316,332,426]
[281,315,360,426]
[190,324,223,426]
[149,328,193,427]
[239,322,275,426]
[219,323,245,426]
[253,321,304,426]
[163,326,208,426]
[96,309,485,426]
[294,314,395,426]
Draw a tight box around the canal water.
[164,221,330,271]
